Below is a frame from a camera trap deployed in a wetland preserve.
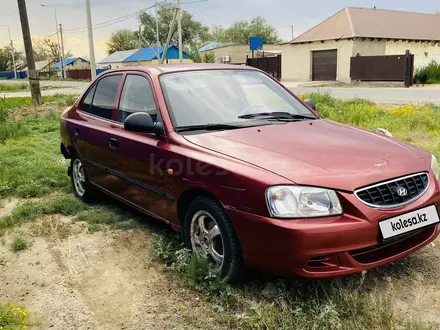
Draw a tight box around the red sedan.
[60,64,440,282]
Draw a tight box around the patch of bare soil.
[363,238,440,326]
[0,222,219,330]
[0,198,19,218]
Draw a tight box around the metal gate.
[312,49,337,81]
[350,51,414,86]
[246,55,282,80]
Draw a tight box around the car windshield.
[160,69,316,128]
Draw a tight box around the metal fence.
[66,68,108,80]
[350,51,414,86]
[0,71,27,79]
[246,55,282,80]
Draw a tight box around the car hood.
[183,120,430,191]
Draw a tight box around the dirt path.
[2,198,440,329]
[0,222,218,329]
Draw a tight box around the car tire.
[71,156,97,203]
[183,196,246,283]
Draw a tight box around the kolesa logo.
[391,212,428,232]
[395,186,408,197]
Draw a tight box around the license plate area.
[379,205,440,241]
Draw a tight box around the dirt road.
[0,211,217,329]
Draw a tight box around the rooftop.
[292,7,440,44]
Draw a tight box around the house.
[282,7,440,82]
[97,49,137,69]
[98,45,192,67]
[199,43,281,64]
[52,57,90,70]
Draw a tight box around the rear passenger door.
[107,74,170,219]
[73,73,123,191]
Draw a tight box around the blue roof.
[52,57,82,68]
[122,45,190,62]
[198,42,234,53]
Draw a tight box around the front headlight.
[266,186,342,218]
[432,154,440,181]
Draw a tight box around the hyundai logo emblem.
[395,187,408,197]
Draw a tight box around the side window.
[81,84,96,113]
[118,75,157,123]
[89,74,122,120]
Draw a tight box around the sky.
[0,0,438,62]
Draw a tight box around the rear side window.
[87,74,122,120]
[118,75,157,123]
[81,84,96,113]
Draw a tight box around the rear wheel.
[71,157,97,202]
[183,196,246,283]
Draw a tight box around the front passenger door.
[107,74,170,218]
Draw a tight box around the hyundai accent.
[60,64,440,282]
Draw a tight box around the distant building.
[198,43,281,64]
[282,7,440,82]
[98,45,192,68]
[52,57,90,70]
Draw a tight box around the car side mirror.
[124,112,164,136]
[304,99,317,111]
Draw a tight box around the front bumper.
[227,175,440,278]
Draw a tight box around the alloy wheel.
[72,158,86,197]
[190,210,224,269]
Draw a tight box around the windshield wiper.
[174,123,244,132]
[238,112,316,120]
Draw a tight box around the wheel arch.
[177,188,222,230]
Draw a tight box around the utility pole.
[161,9,177,64]
[177,0,183,63]
[155,0,160,64]
[59,24,67,79]
[85,0,96,79]
[137,25,142,65]
[0,25,17,79]
[41,5,63,78]
[291,25,294,40]
[17,0,42,106]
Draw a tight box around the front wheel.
[183,196,246,283]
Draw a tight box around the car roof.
[102,63,259,77]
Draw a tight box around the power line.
[185,4,230,24]
[64,1,165,34]
[0,9,18,22]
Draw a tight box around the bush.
[0,302,30,329]
[414,60,440,84]
[11,232,31,252]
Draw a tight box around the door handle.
[73,128,80,136]
[108,137,119,149]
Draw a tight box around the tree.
[138,4,209,50]
[202,51,215,63]
[218,17,281,44]
[209,25,228,42]
[33,38,72,61]
[0,46,23,71]
[106,29,138,54]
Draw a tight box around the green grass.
[10,231,31,252]
[0,195,87,234]
[0,302,30,329]
[301,93,440,160]
[0,120,70,197]
[0,84,28,93]
[151,233,431,330]
[75,206,141,232]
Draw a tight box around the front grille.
[355,172,429,208]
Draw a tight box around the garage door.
[312,49,337,81]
